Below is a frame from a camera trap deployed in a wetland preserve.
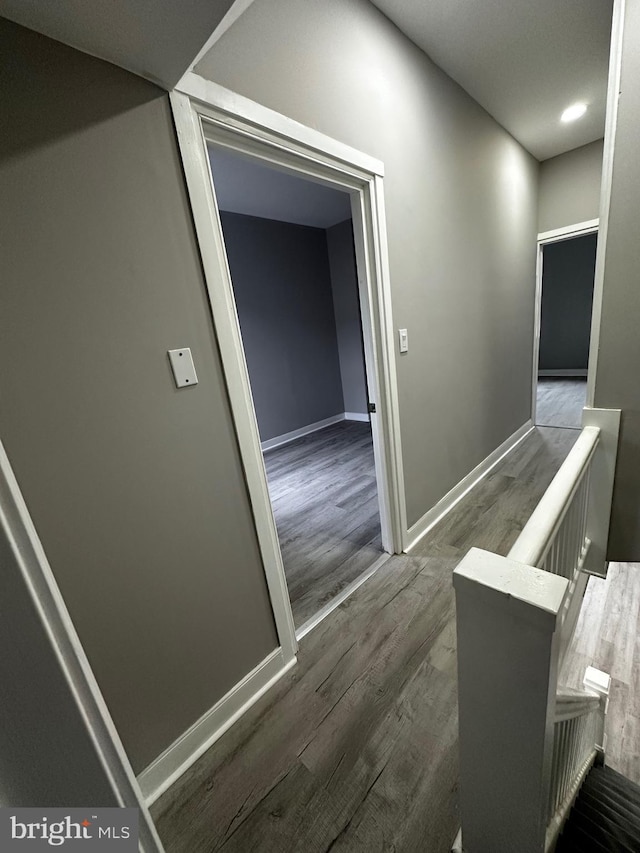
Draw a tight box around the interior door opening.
[207,143,388,635]
[534,230,598,430]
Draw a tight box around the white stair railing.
[546,676,610,851]
[452,407,620,853]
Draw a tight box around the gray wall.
[593,1,640,558]
[220,211,345,441]
[327,220,368,416]
[0,19,278,773]
[538,140,604,233]
[196,0,539,527]
[539,234,597,371]
[0,493,118,807]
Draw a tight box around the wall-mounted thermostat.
[168,348,198,388]
[398,328,409,353]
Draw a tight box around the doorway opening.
[208,144,385,632]
[171,89,405,658]
[533,223,598,430]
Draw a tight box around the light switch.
[168,348,198,388]
[398,328,409,353]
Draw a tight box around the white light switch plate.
[398,328,408,353]
[168,348,198,388]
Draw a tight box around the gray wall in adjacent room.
[593,1,640,558]
[196,0,539,528]
[327,219,368,416]
[0,19,278,774]
[538,140,604,234]
[539,234,597,372]
[220,212,345,441]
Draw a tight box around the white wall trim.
[0,437,165,851]
[538,369,588,378]
[138,648,295,807]
[587,0,626,407]
[404,420,534,553]
[261,414,345,452]
[175,73,384,179]
[532,220,600,423]
[169,89,299,661]
[537,219,600,244]
[261,412,371,452]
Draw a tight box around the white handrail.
[555,687,601,723]
[508,426,599,569]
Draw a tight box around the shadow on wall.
[0,19,163,166]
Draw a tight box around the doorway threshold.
[295,551,392,641]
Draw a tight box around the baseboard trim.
[261,412,370,451]
[261,414,345,451]
[539,369,588,378]
[138,647,296,807]
[404,420,534,553]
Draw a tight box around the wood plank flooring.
[560,563,640,785]
[152,426,579,853]
[264,421,382,629]
[536,377,587,429]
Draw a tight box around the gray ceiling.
[0,0,237,88]
[0,0,613,160]
[208,146,352,228]
[370,0,613,161]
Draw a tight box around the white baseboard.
[538,369,588,378]
[261,412,370,451]
[138,647,296,806]
[404,420,534,553]
[261,414,344,451]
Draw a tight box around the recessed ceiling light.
[561,103,588,123]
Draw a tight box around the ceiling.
[0,0,613,160]
[0,0,238,88]
[208,146,352,228]
[370,0,613,161]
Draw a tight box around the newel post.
[453,548,569,853]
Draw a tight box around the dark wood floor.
[264,421,382,629]
[152,426,579,853]
[536,377,587,429]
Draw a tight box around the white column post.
[453,548,569,853]
[581,407,621,576]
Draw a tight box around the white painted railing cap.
[453,547,569,630]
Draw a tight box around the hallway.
[152,426,578,852]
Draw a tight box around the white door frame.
[532,218,599,424]
[170,74,406,654]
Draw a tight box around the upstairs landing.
[152,426,578,853]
